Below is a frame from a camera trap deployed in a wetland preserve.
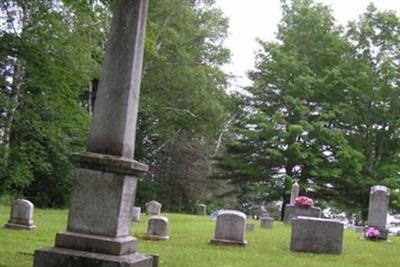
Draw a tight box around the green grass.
[0,205,399,267]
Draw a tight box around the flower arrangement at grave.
[365,227,381,241]
[294,196,314,208]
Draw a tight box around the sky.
[214,0,400,91]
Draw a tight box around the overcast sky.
[214,0,400,90]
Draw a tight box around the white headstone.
[132,206,141,222]
[145,200,161,216]
[146,216,169,240]
[5,199,36,230]
[210,210,247,246]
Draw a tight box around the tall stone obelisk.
[33,1,155,266]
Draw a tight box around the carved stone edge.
[71,152,148,176]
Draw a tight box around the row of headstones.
[133,200,207,222]
[210,183,390,254]
[4,184,389,254]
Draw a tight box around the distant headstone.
[291,216,344,254]
[145,216,169,240]
[132,207,141,222]
[260,216,274,229]
[283,204,321,224]
[367,185,390,240]
[210,210,247,246]
[245,223,255,232]
[290,181,300,205]
[196,204,207,216]
[146,200,161,216]
[5,199,36,230]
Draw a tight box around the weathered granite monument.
[290,216,344,254]
[210,210,247,246]
[367,185,390,240]
[33,1,155,266]
[196,203,207,215]
[5,199,36,230]
[145,200,162,216]
[145,216,170,241]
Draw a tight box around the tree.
[0,0,111,206]
[135,0,232,210]
[214,0,381,220]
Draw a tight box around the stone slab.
[67,168,137,238]
[132,207,141,222]
[72,152,148,176]
[5,222,36,230]
[210,238,247,246]
[284,204,321,224]
[368,185,389,230]
[55,231,137,256]
[211,210,247,246]
[5,199,36,230]
[290,216,344,254]
[196,204,207,216]
[33,247,153,267]
[145,216,169,241]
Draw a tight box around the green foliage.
[215,0,400,219]
[0,0,231,209]
[0,0,111,206]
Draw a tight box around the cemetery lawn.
[1,205,400,267]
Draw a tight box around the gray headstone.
[260,216,274,229]
[290,181,300,205]
[5,199,36,230]
[146,200,161,216]
[290,216,344,254]
[132,207,141,222]
[33,1,155,266]
[283,204,321,224]
[245,223,255,232]
[367,185,390,240]
[196,204,207,215]
[210,210,247,246]
[145,216,169,240]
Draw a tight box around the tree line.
[214,0,400,221]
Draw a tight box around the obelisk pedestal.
[33,0,155,266]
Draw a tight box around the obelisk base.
[33,247,153,267]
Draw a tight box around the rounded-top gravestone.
[196,203,207,216]
[145,216,169,240]
[210,210,247,246]
[145,200,162,216]
[5,199,36,230]
[367,185,390,240]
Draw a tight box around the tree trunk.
[2,59,25,168]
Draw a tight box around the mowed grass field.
[0,205,399,267]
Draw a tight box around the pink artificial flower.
[294,196,314,208]
[365,227,380,240]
